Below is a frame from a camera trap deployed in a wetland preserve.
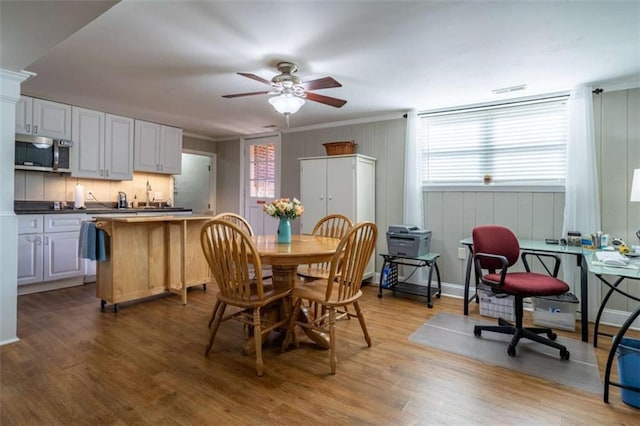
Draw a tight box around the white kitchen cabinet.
[15,96,72,140]
[17,214,85,287]
[160,125,183,174]
[134,120,182,174]
[72,106,134,180]
[299,154,376,278]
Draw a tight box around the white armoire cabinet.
[299,154,376,278]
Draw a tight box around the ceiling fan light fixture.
[268,93,305,115]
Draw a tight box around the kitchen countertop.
[14,201,192,215]
[94,214,211,222]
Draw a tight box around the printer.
[386,225,432,257]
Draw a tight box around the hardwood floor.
[2,283,638,424]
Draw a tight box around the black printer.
[386,225,432,257]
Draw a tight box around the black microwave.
[15,133,73,173]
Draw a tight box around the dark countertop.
[14,201,192,215]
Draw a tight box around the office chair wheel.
[474,327,481,337]
[507,345,516,357]
[547,331,557,340]
[560,348,570,360]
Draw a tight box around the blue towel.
[79,221,108,261]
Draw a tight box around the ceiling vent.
[492,84,527,95]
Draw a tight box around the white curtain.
[562,87,600,314]
[404,109,422,227]
[403,109,428,283]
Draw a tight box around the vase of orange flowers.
[263,198,304,244]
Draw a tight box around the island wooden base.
[95,215,212,310]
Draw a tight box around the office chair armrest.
[473,252,509,288]
[521,251,561,277]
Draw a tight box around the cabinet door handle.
[26,124,31,133]
[100,170,104,177]
[33,125,38,134]
[34,236,42,245]
[44,236,49,245]
[328,196,333,200]
[105,169,109,177]
[320,195,325,200]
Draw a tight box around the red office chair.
[472,225,571,360]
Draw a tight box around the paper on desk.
[591,261,639,269]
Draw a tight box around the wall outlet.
[458,247,467,260]
[154,192,163,200]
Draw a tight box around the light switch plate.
[155,192,163,200]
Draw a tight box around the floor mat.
[409,312,602,394]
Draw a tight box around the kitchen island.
[94,214,212,311]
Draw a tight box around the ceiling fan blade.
[237,72,272,86]
[222,91,270,98]
[301,77,342,91]
[304,92,347,108]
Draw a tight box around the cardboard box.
[532,293,579,332]
[479,289,515,322]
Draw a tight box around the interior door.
[243,135,280,235]
[173,152,215,214]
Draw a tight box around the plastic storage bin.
[532,292,579,332]
[478,289,515,322]
[617,337,640,408]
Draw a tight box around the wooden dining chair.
[212,212,254,236]
[282,221,378,374]
[201,219,291,376]
[211,212,273,294]
[297,214,353,281]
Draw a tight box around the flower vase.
[277,217,291,244]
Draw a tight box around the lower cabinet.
[17,214,85,287]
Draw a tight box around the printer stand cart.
[378,253,442,308]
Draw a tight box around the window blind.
[419,97,568,185]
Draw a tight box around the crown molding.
[281,112,405,134]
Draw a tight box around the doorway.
[173,152,216,214]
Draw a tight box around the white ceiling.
[5,0,640,139]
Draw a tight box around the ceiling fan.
[222,62,347,117]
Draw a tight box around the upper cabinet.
[134,120,182,174]
[16,96,72,140]
[71,106,134,180]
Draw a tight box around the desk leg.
[593,276,625,348]
[464,246,473,315]
[434,261,442,297]
[580,254,588,342]
[426,261,434,308]
[378,260,387,299]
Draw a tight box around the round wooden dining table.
[250,234,341,349]
[251,234,341,290]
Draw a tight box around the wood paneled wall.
[214,138,241,213]
[594,88,640,313]
[425,190,566,293]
